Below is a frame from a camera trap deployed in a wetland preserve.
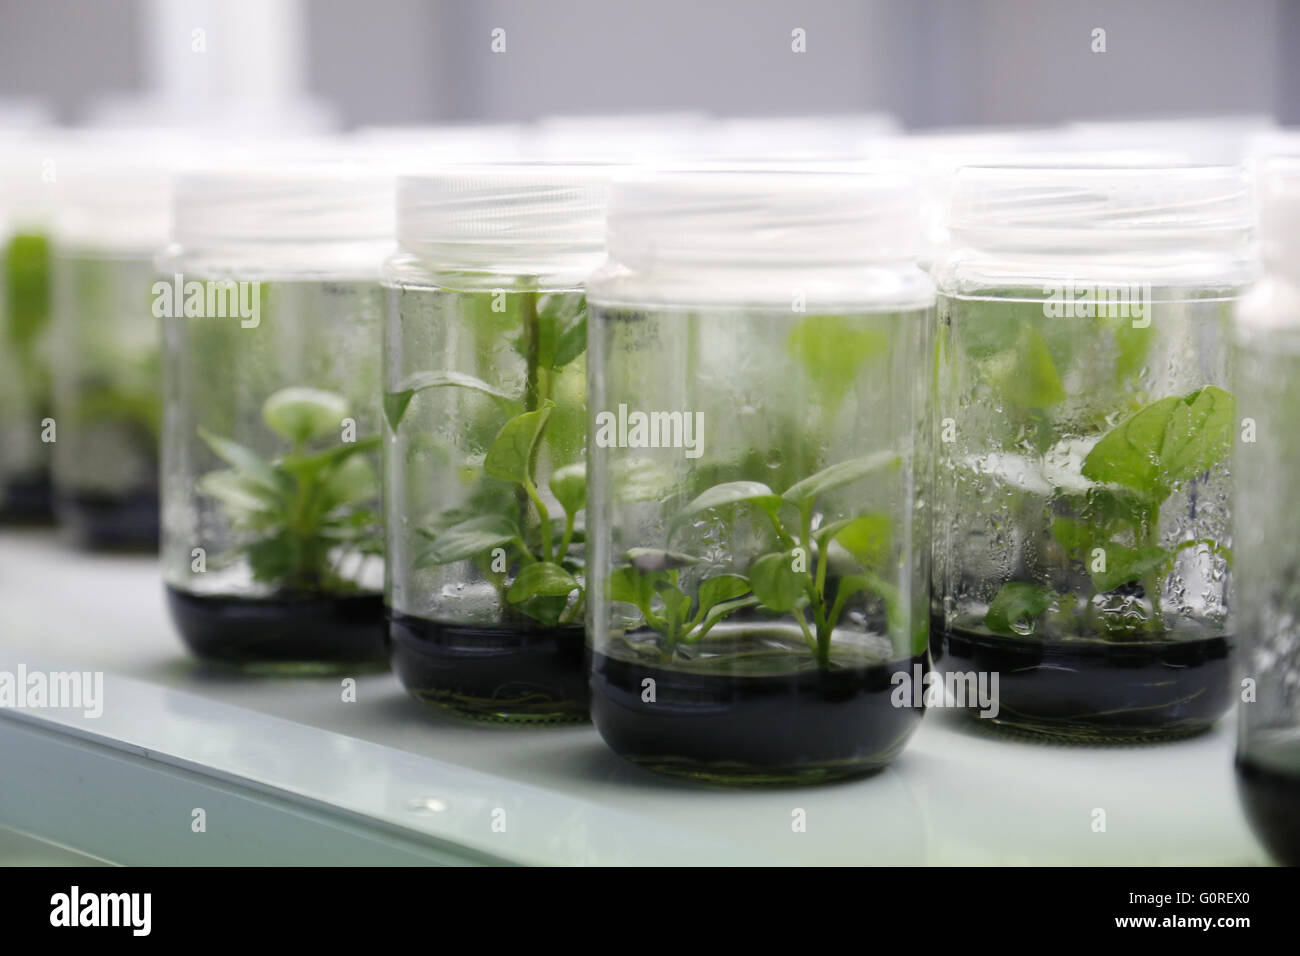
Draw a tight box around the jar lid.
[606,165,921,268]
[396,163,613,269]
[173,159,395,245]
[948,164,1253,252]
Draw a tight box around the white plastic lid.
[606,165,921,269]
[1255,155,1300,278]
[947,165,1254,253]
[174,159,395,245]
[397,163,613,270]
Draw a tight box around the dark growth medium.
[389,613,588,723]
[0,472,53,524]
[1236,733,1300,866]
[934,624,1231,742]
[58,489,158,551]
[591,636,928,785]
[167,586,386,670]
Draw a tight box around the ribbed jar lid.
[606,165,921,269]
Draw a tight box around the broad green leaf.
[532,291,588,369]
[549,462,586,516]
[693,595,760,639]
[982,325,1066,409]
[507,561,580,603]
[513,594,568,627]
[484,402,553,485]
[831,513,892,569]
[695,574,751,618]
[749,551,806,612]
[627,547,699,572]
[282,435,382,481]
[787,313,889,408]
[611,458,676,503]
[383,370,520,430]
[415,514,520,567]
[610,566,666,611]
[197,469,280,515]
[677,481,781,525]
[1081,386,1235,499]
[985,581,1055,635]
[198,429,289,497]
[323,455,378,507]
[1090,544,1168,593]
[262,387,349,445]
[656,581,691,623]
[781,451,900,507]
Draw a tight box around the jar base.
[590,648,927,787]
[166,585,387,670]
[387,611,589,725]
[1236,749,1300,866]
[0,470,54,525]
[933,621,1231,744]
[57,488,158,552]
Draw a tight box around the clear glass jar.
[384,164,609,723]
[0,143,56,523]
[1234,155,1300,865]
[50,158,171,549]
[159,162,393,669]
[932,166,1255,742]
[586,168,933,784]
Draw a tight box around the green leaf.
[781,451,900,508]
[985,581,1055,635]
[383,370,520,430]
[262,387,349,445]
[1090,544,1168,593]
[281,435,382,481]
[695,574,751,619]
[549,463,586,516]
[552,314,588,369]
[322,455,378,508]
[415,514,520,567]
[830,513,892,569]
[982,325,1066,409]
[1081,386,1235,499]
[197,469,280,516]
[533,292,588,369]
[749,552,806,613]
[484,402,553,485]
[676,481,781,526]
[693,595,760,639]
[508,562,580,603]
[198,429,289,497]
[611,458,676,503]
[610,566,666,611]
[787,313,889,408]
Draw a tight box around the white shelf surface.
[0,530,1272,865]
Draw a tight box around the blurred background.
[0,0,1296,129]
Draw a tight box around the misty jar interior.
[384,166,609,723]
[586,169,933,785]
[1233,155,1300,866]
[931,166,1254,742]
[50,160,171,550]
[159,165,392,670]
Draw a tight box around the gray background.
[0,0,1296,128]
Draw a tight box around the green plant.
[388,288,589,627]
[4,233,53,412]
[613,451,907,667]
[984,385,1235,636]
[197,386,381,592]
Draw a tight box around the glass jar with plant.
[931,166,1255,742]
[1233,155,1300,865]
[385,165,611,722]
[0,141,56,522]
[586,169,933,784]
[160,163,393,669]
[50,158,172,549]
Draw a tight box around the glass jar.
[586,168,933,784]
[385,164,610,723]
[50,156,171,549]
[159,162,393,669]
[1234,155,1300,865]
[932,166,1255,742]
[0,140,56,523]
